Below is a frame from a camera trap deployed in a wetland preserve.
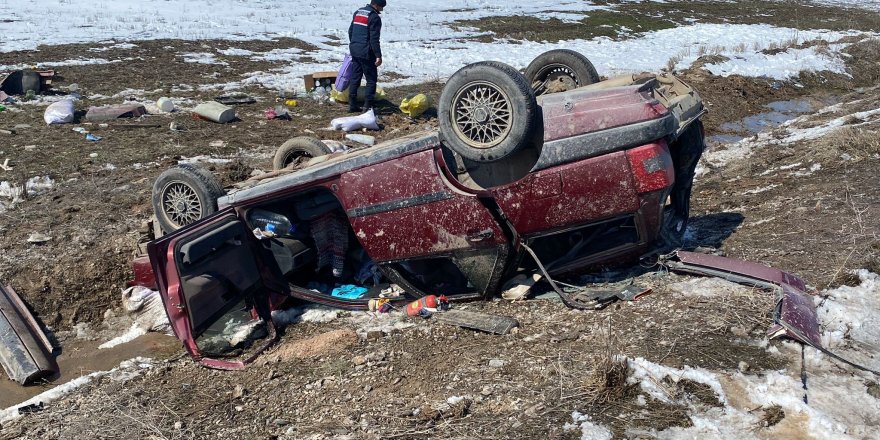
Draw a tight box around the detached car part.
[663,251,821,347]
[0,285,56,384]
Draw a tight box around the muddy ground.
[0,13,879,440]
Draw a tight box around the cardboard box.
[303,71,338,91]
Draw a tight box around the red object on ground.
[406,295,441,316]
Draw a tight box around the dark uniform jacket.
[348,4,382,59]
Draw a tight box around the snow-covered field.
[2,1,877,91]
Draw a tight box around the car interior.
[244,188,484,301]
[241,189,394,302]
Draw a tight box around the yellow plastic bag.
[399,93,433,118]
[331,85,386,104]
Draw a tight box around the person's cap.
[373,0,386,6]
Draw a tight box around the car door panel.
[339,150,507,260]
[148,208,277,369]
[337,149,509,297]
[491,151,640,235]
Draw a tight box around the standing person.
[347,0,385,112]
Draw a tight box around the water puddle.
[0,332,179,408]
[707,98,830,146]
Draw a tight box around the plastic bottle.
[249,209,295,236]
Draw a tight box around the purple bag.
[335,54,354,91]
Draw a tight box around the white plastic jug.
[157,97,174,112]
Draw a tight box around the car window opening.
[522,216,640,274]
[390,257,474,296]
[246,189,392,301]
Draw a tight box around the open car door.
[148,208,277,369]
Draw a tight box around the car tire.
[439,61,540,163]
[524,49,599,96]
[152,163,226,233]
[272,136,332,170]
[659,120,706,250]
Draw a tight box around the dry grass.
[818,126,880,162]
[758,404,786,427]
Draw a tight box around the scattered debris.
[264,105,290,120]
[330,84,386,104]
[214,94,255,105]
[344,133,375,145]
[488,359,505,368]
[0,159,11,171]
[0,284,57,385]
[26,232,51,244]
[0,69,55,96]
[331,109,380,132]
[156,97,174,112]
[335,55,353,91]
[85,103,147,122]
[405,295,449,317]
[663,250,821,347]
[501,273,542,301]
[85,133,102,142]
[43,99,75,125]
[399,93,432,118]
[303,71,337,92]
[193,101,236,123]
[0,129,12,135]
[121,286,170,333]
[433,309,519,335]
[321,139,348,153]
[568,284,652,310]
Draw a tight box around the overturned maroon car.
[134,50,713,368]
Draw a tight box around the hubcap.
[284,151,312,168]
[162,182,202,228]
[535,64,579,95]
[451,81,512,149]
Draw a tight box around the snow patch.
[563,411,613,440]
[181,52,227,65]
[218,47,254,56]
[98,323,147,349]
[642,271,880,439]
[626,357,727,404]
[0,357,155,424]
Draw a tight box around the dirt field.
[0,7,879,439]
